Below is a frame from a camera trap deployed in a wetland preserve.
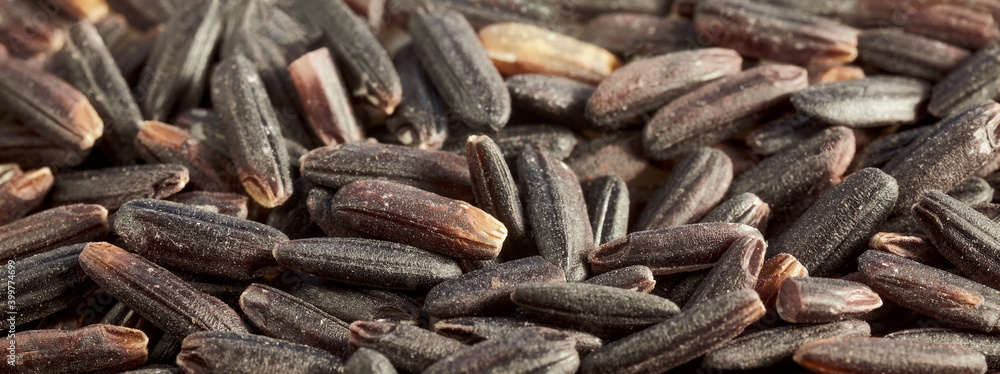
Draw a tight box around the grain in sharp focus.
[585,48,742,128]
[584,265,656,293]
[859,250,1000,332]
[288,280,425,326]
[289,47,364,146]
[519,145,594,281]
[325,180,506,260]
[447,124,579,164]
[694,0,859,67]
[408,6,510,131]
[300,141,474,201]
[643,65,808,160]
[745,113,826,156]
[424,327,580,374]
[432,316,604,355]
[0,58,103,152]
[858,28,971,82]
[580,289,765,374]
[589,222,763,275]
[767,167,898,277]
[0,204,107,262]
[239,283,351,358]
[776,277,882,323]
[134,121,239,193]
[51,165,188,211]
[79,242,247,338]
[478,22,621,85]
[511,282,680,337]
[794,337,988,374]
[425,256,565,318]
[115,199,287,280]
[466,135,534,259]
[0,167,52,225]
[634,148,733,231]
[178,331,344,374]
[703,319,871,371]
[138,0,223,121]
[913,190,1000,289]
[725,126,855,233]
[883,101,1000,215]
[10,324,148,373]
[791,76,931,128]
[349,321,467,373]
[274,237,463,290]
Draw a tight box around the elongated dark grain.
[211,54,293,208]
[685,235,766,309]
[511,282,680,337]
[288,281,425,326]
[10,324,148,373]
[327,180,506,259]
[791,76,931,128]
[425,256,564,318]
[929,42,1000,118]
[239,283,350,357]
[858,28,971,82]
[703,319,871,370]
[585,48,742,127]
[409,6,510,131]
[0,204,108,262]
[584,175,629,246]
[905,4,999,50]
[887,328,1000,368]
[300,141,474,201]
[52,21,143,163]
[507,74,594,128]
[776,277,882,323]
[432,316,604,355]
[116,199,286,280]
[589,222,763,274]
[883,101,1000,215]
[726,126,855,233]
[746,113,825,156]
[694,0,859,66]
[519,145,594,281]
[0,59,103,152]
[913,190,1000,289]
[644,65,808,160]
[699,192,770,232]
[466,135,532,258]
[424,327,579,374]
[79,242,247,338]
[349,321,467,373]
[635,147,732,231]
[168,191,249,219]
[274,237,463,290]
[389,45,448,150]
[16,244,90,325]
[794,337,988,374]
[768,167,898,276]
[138,0,222,121]
[579,14,699,58]
[178,331,344,374]
[580,289,765,374]
[301,0,401,114]
[51,165,188,211]
[859,250,1000,332]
